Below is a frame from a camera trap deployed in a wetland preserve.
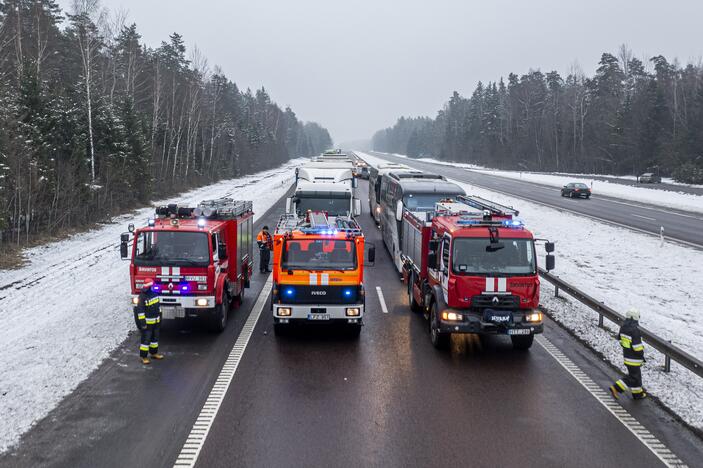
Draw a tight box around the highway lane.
[0,191,293,468]
[529,172,703,196]
[2,180,702,467]
[362,151,703,248]
[195,181,702,467]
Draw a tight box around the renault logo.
[492,296,500,305]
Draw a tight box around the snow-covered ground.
[0,161,300,454]
[357,150,703,430]
[372,152,703,213]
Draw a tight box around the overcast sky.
[59,0,703,144]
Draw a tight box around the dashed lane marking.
[173,276,273,468]
[631,213,657,221]
[376,286,389,313]
[537,335,687,467]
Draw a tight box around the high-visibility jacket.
[618,318,645,367]
[134,288,161,328]
[257,230,273,250]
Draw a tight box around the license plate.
[507,328,531,335]
[162,306,185,319]
[307,313,330,321]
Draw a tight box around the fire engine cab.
[402,195,555,350]
[270,210,374,337]
[120,198,254,332]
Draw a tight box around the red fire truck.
[401,195,555,350]
[120,198,254,332]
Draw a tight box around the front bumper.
[132,295,215,319]
[437,308,543,335]
[273,303,364,324]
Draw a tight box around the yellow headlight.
[278,307,292,317]
[131,297,139,305]
[196,298,209,307]
[441,312,461,321]
[345,307,361,317]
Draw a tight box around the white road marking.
[376,286,389,313]
[537,335,687,467]
[631,214,657,221]
[173,275,273,468]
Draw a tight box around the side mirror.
[120,233,130,259]
[545,254,555,271]
[218,246,227,260]
[545,241,555,253]
[395,200,403,222]
[354,199,361,217]
[285,198,292,214]
[368,246,376,263]
[352,177,358,189]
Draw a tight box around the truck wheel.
[408,275,421,313]
[429,302,450,350]
[210,297,228,333]
[511,334,534,350]
[273,322,288,336]
[347,323,362,338]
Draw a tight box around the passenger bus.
[368,162,410,224]
[379,171,465,273]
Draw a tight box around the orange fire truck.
[120,199,254,332]
[270,211,374,336]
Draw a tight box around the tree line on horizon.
[372,47,703,183]
[0,0,332,251]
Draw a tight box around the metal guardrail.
[538,267,703,379]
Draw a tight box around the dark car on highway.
[561,182,591,199]
[638,172,661,183]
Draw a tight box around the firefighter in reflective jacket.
[256,226,273,273]
[134,280,164,364]
[610,308,647,399]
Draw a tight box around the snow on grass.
[357,150,703,430]
[372,152,703,213]
[0,160,301,454]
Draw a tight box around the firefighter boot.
[151,353,165,360]
[141,357,151,365]
[609,385,620,399]
[632,391,648,400]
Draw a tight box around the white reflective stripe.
[172,267,180,276]
[309,273,318,285]
[320,274,329,286]
[620,333,632,340]
[139,345,149,349]
[161,266,170,275]
[497,278,507,292]
[149,343,158,347]
[632,344,644,351]
[485,278,495,292]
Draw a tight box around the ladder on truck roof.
[456,195,519,217]
[194,198,252,219]
[275,211,362,236]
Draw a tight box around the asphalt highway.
[2,181,702,468]
[362,152,703,248]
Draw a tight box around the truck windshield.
[282,239,357,271]
[296,197,350,216]
[452,238,535,275]
[134,231,210,266]
[404,193,460,211]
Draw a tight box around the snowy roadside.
[0,160,301,454]
[372,151,703,214]
[357,150,703,430]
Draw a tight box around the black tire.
[408,274,422,313]
[511,334,534,350]
[569,192,574,198]
[273,322,288,336]
[347,323,362,338]
[585,195,590,199]
[209,296,229,333]
[429,302,450,350]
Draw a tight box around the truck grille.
[471,294,519,310]
[278,285,359,304]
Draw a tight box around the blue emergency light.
[284,287,295,297]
